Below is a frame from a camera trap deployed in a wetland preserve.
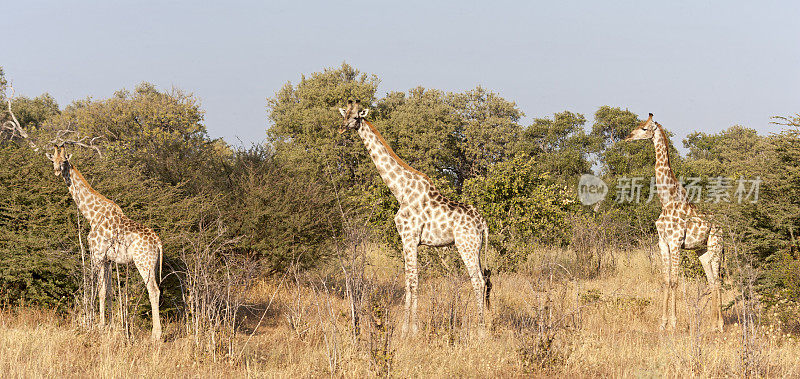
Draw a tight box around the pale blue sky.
[4,0,799,148]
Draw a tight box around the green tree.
[224,146,339,272]
[10,94,60,129]
[265,63,382,256]
[374,85,523,193]
[267,62,379,190]
[449,86,523,189]
[374,87,460,193]
[590,106,682,177]
[752,115,800,333]
[766,115,800,233]
[0,143,77,309]
[683,125,776,178]
[518,110,595,186]
[463,156,574,270]
[679,125,779,256]
[46,83,223,193]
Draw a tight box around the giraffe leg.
[656,227,671,330]
[668,239,683,330]
[669,278,678,330]
[700,231,724,332]
[404,241,420,336]
[145,274,162,341]
[395,212,420,337]
[88,230,110,328]
[135,247,162,341]
[660,281,670,330]
[96,261,105,326]
[454,231,486,324]
[97,261,112,327]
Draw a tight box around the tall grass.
[1,246,799,377]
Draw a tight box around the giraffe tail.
[481,221,492,310]
[158,242,163,284]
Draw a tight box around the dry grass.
[2,247,799,378]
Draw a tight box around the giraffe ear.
[359,109,369,118]
[45,153,53,161]
[339,108,346,117]
[66,153,72,161]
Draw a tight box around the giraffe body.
[47,146,162,340]
[626,114,723,331]
[340,100,491,335]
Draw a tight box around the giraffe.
[46,146,163,340]
[339,100,491,335]
[625,113,724,331]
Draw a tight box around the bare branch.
[2,85,104,157]
[49,128,104,157]
[1,85,39,151]
[771,114,800,127]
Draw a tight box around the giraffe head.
[45,145,72,184]
[338,99,370,133]
[624,113,656,141]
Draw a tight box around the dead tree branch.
[49,128,104,157]
[1,86,38,151]
[2,85,103,157]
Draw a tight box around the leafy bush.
[224,146,340,272]
[0,143,78,311]
[463,157,574,270]
[0,250,77,311]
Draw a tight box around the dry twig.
[2,85,103,156]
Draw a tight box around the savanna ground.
[1,246,798,378]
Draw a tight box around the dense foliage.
[463,157,575,270]
[0,64,797,330]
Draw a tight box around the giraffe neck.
[65,165,123,225]
[357,120,430,203]
[652,123,687,205]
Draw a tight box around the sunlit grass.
[1,247,798,377]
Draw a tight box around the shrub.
[463,157,575,271]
